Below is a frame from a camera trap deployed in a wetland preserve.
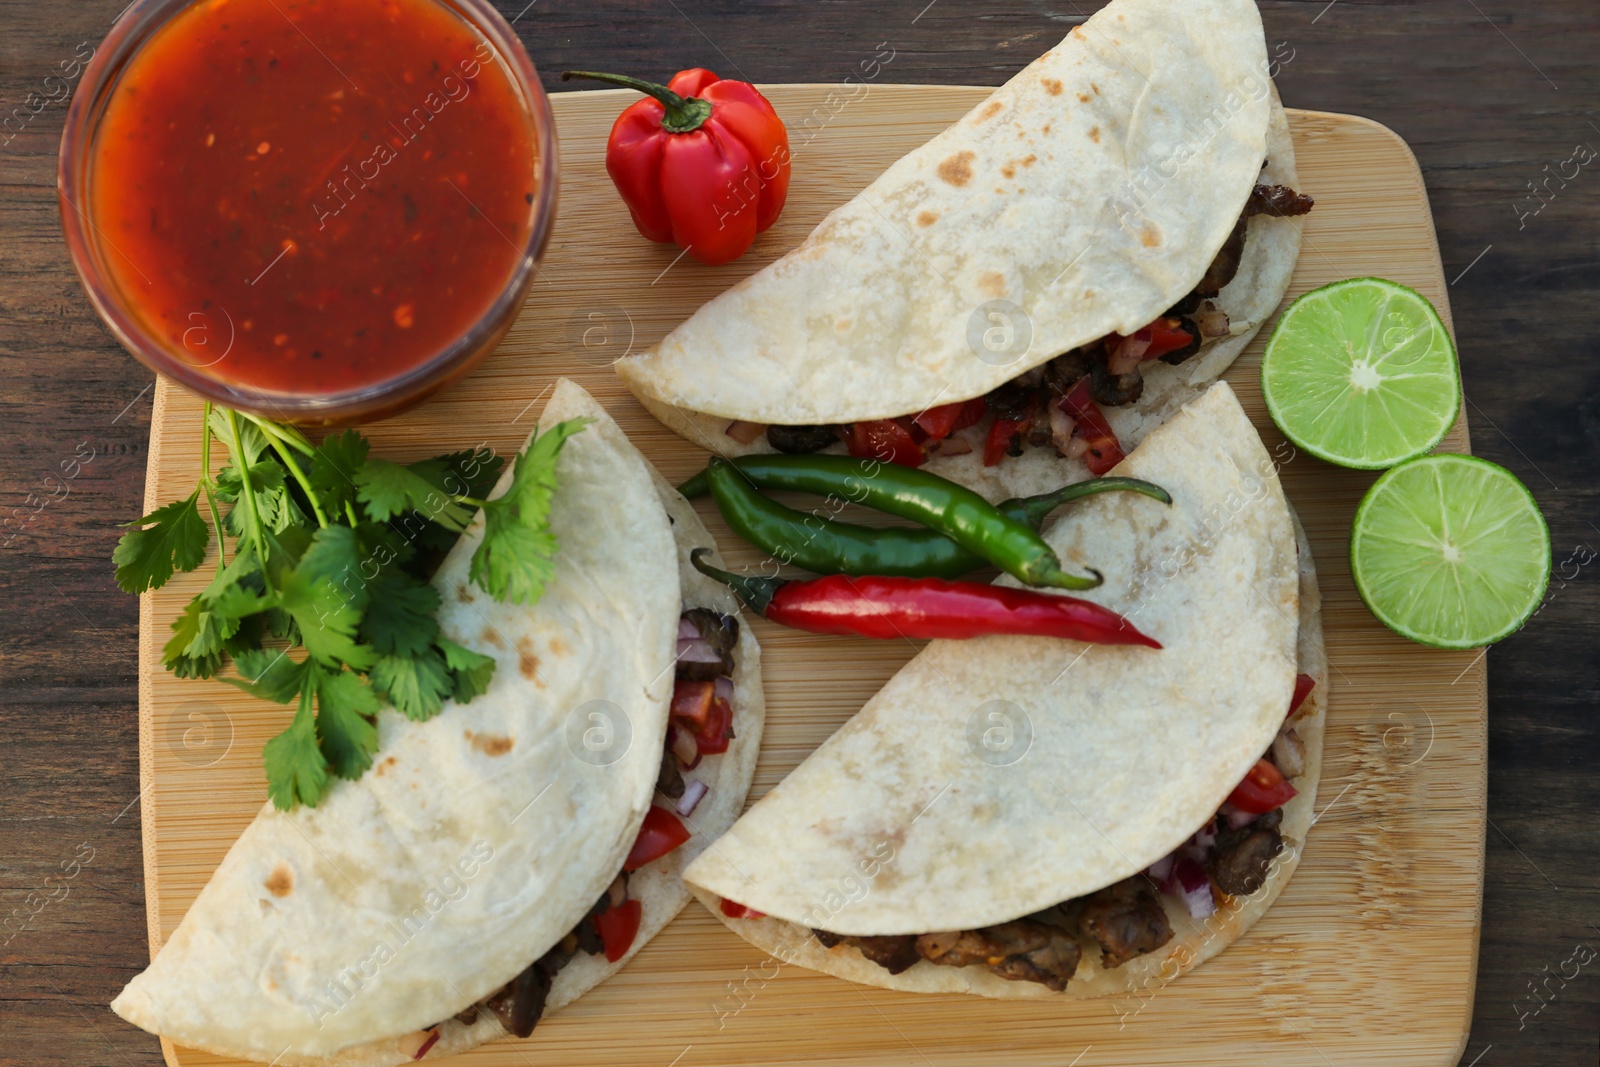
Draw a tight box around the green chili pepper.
[703,462,1169,579]
[693,456,1102,589]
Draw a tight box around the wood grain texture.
[2,4,1596,1067]
[130,92,1481,1067]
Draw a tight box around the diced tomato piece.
[845,419,926,468]
[692,696,734,755]
[913,398,986,442]
[720,897,766,920]
[594,897,643,962]
[670,678,715,732]
[1288,673,1316,717]
[624,806,694,871]
[1059,378,1125,475]
[1109,317,1195,366]
[982,394,1040,467]
[1227,757,1298,814]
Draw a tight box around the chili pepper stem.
[1029,564,1104,591]
[690,548,781,614]
[561,70,713,133]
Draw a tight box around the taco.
[616,0,1311,502]
[684,382,1324,997]
[112,380,766,1064]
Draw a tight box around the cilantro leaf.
[164,599,225,679]
[408,447,504,505]
[440,638,496,702]
[359,574,440,656]
[313,667,381,778]
[228,647,311,703]
[274,564,376,671]
[263,690,329,810]
[296,525,367,612]
[370,649,452,721]
[356,459,473,530]
[309,429,370,521]
[218,461,291,537]
[470,418,591,604]
[114,492,209,594]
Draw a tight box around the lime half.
[1351,454,1549,648]
[1262,278,1461,469]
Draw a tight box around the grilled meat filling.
[1208,806,1284,896]
[916,920,1083,991]
[1076,876,1175,969]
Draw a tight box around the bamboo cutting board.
[136,87,1484,1067]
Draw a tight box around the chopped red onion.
[1220,802,1258,831]
[668,725,700,769]
[1048,405,1077,454]
[714,677,735,702]
[1147,854,1174,883]
[678,617,702,642]
[1106,334,1151,375]
[1171,857,1215,919]
[725,420,768,445]
[935,435,973,457]
[677,778,709,817]
[677,637,723,664]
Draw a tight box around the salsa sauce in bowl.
[65,0,553,420]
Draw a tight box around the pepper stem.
[1006,477,1172,529]
[561,70,713,133]
[690,548,782,615]
[1029,563,1105,591]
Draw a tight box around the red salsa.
[88,0,539,396]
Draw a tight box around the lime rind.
[1262,277,1462,470]
[1350,453,1550,649]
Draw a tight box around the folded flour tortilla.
[113,380,765,1062]
[685,382,1324,996]
[617,0,1304,500]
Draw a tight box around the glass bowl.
[58,0,557,425]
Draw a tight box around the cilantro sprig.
[116,404,588,810]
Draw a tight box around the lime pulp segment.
[1262,278,1461,469]
[1350,453,1549,649]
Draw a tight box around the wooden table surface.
[1,2,1595,1065]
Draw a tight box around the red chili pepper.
[1288,673,1315,717]
[691,550,1159,646]
[720,897,766,920]
[562,68,790,266]
[846,419,926,468]
[1226,757,1298,814]
[983,395,1040,467]
[624,805,693,871]
[1059,378,1125,476]
[594,898,643,962]
[913,398,986,442]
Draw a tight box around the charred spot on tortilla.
[516,637,542,682]
[1089,125,1100,143]
[937,151,975,187]
[375,755,398,777]
[1077,92,1091,103]
[977,100,1004,121]
[264,864,293,898]
[1140,224,1161,248]
[466,731,514,757]
[456,585,474,603]
[916,210,939,227]
[550,637,570,657]
[1043,78,1063,96]
[480,627,504,649]
[979,271,1006,298]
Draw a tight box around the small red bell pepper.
[913,398,986,442]
[1059,378,1125,476]
[624,805,694,871]
[846,419,926,468]
[1227,758,1298,815]
[720,898,766,920]
[594,898,643,962]
[563,68,790,265]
